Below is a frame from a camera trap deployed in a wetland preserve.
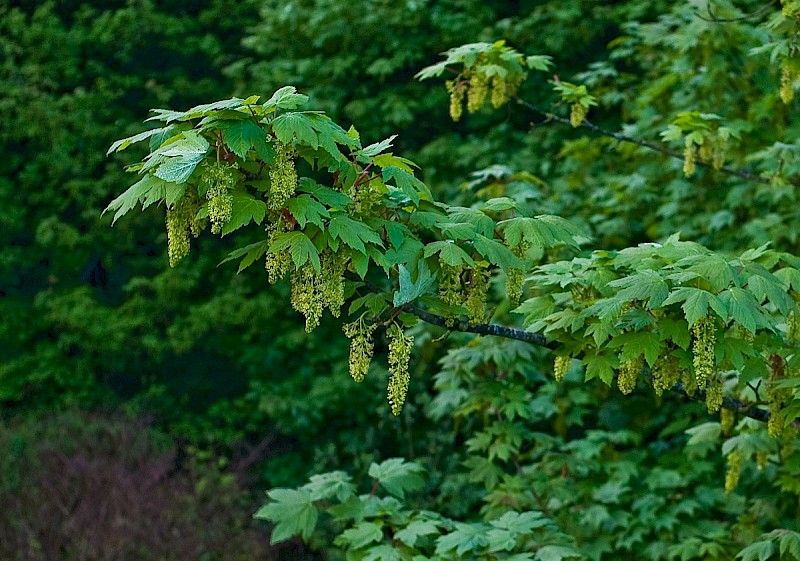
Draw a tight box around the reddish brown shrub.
[0,410,310,561]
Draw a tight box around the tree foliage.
[0,1,399,488]
[5,0,800,559]
[103,2,800,559]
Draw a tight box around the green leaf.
[486,527,517,552]
[746,273,795,315]
[472,235,524,270]
[349,293,387,316]
[536,545,583,561]
[334,521,384,549]
[269,232,321,271]
[435,523,490,556]
[302,471,356,502]
[580,505,612,532]
[372,153,417,172]
[367,458,425,499]
[463,455,504,489]
[384,237,425,268]
[608,331,662,366]
[775,267,800,292]
[297,178,352,208]
[722,434,764,456]
[438,221,477,241]
[409,210,448,231]
[393,261,436,307]
[157,130,210,157]
[585,319,617,346]
[154,152,205,184]
[306,113,358,159]
[423,241,476,267]
[359,135,397,157]
[526,55,553,70]
[739,242,772,262]
[583,351,616,385]
[682,254,737,292]
[741,356,770,385]
[180,98,248,120]
[149,182,185,209]
[107,126,170,155]
[783,400,800,426]
[662,287,726,326]
[272,112,319,148]
[685,422,721,446]
[350,249,370,279]
[327,496,365,522]
[146,108,187,123]
[383,221,414,249]
[607,270,670,309]
[592,480,628,504]
[657,318,691,349]
[719,286,765,333]
[490,511,549,534]
[481,197,517,212]
[221,191,268,236]
[199,109,250,128]
[328,214,384,254]
[104,174,169,225]
[544,309,584,334]
[514,296,555,326]
[580,298,626,322]
[286,194,330,228]
[736,540,775,561]
[395,519,441,547]
[263,86,310,111]
[499,216,584,249]
[447,207,495,237]
[382,165,432,203]
[779,532,800,560]
[415,60,450,80]
[718,334,758,370]
[616,307,655,332]
[149,125,181,151]
[220,120,268,159]
[363,545,402,561]
[219,240,270,273]
[254,488,318,544]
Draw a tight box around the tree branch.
[400,302,775,424]
[694,0,776,23]
[514,97,777,186]
[401,303,558,349]
[672,382,771,422]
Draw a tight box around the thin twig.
[672,382,771,423]
[515,97,777,186]
[747,380,763,402]
[694,0,777,23]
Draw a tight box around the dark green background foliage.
[0,0,381,475]
[3,1,800,560]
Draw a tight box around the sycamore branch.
[402,303,558,349]
[673,382,770,422]
[401,303,775,425]
[514,97,778,186]
[693,0,777,23]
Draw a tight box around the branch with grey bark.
[400,302,777,425]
